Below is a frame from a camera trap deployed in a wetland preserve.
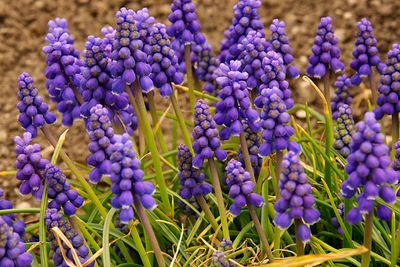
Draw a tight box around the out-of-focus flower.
[333,104,355,158]
[331,75,353,120]
[238,122,262,175]
[193,41,220,93]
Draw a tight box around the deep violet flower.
[43,18,83,126]
[393,139,400,173]
[17,73,56,138]
[331,75,353,120]
[212,240,234,267]
[274,151,320,243]
[192,99,227,168]
[374,44,400,120]
[268,19,299,79]
[0,188,28,238]
[333,104,355,158]
[341,112,398,224]
[238,122,262,175]
[214,60,260,140]
[306,16,345,79]
[350,18,385,85]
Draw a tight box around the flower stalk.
[361,212,374,267]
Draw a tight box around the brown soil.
[0,0,399,204]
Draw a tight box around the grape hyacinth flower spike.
[212,240,234,267]
[17,73,57,138]
[268,19,299,79]
[238,122,262,177]
[331,75,353,120]
[333,104,355,159]
[43,18,83,126]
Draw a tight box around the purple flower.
[274,151,320,243]
[331,75,353,120]
[333,104,355,158]
[17,73,56,138]
[238,122,262,176]
[144,23,184,97]
[268,19,299,79]
[212,240,233,267]
[350,18,385,85]
[341,112,398,223]
[306,17,345,78]
[0,187,28,238]
[80,35,138,134]
[45,209,93,267]
[393,139,400,173]
[225,159,264,216]
[14,132,49,199]
[110,8,154,94]
[192,99,227,168]
[331,203,344,235]
[43,18,83,126]
[374,44,400,120]
[254,87,299,156]
[219,0,264,63]
[100,26,116,59]
[110,134,157,223]
[214,60,260,140]
[86,104,114,184]
[44,164,84,216]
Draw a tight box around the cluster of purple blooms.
[45,209,93,267]
[17,73,57,138]
[350,18,385,85]
[238,122,262,176]
[192,99,227,168]
[341,112,397,223]
[43,18,83,126]
[331,75,353,120]
[375,43,400,119]
[109,134,157,223]
[212,240,234,267]
[306,16,345,79]
[192,42,220,93]
[333,104,355,158]
[214,60,260,140]
[274,151,320,243]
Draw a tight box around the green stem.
[239,132,255,182]
[0,208,40,215]
[132,83,172,213]
[170,91,193,152]
[184,44,196,110]
[343,198,353,248]
[323,72,334,193]
[370,70,377,105]
[195,195,220,235]
[125,85,146,155]
[361,212,374,267]
[275,151,283,199]
[39,184,49,267]
[391,211,396,267]
[147,91,169,155]
[130,223,152,267]
[208,158,230,241]
[134,196,165,267]
[294,219,304,256]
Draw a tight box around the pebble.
[16,201,32,209]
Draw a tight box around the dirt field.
[0,0,399,203]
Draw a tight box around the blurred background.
[0,0,399,202]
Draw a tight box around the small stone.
[16,201,32,209]
[296,110,307,119]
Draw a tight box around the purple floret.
[341,112,398,224]
[306,16,345,79]
[212,239,234,267]
[331,75,353,120]
[333,104,355,158]
[238,122,262,176]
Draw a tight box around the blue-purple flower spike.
[110,8,154,94]
[341,112,398,224]
[109,134,157,224]
[14,132,49,199]
[214,60,260,140]
[333,104,355,159]
[45,209,93,267]
[86,104,114,184]
[331,75,353,120]
[268,19,299,79]
[350,18,385,85]
[225,159,264,216]
[192,99,227,168]
[43,18,83,126]
[212,240,234,267]
[238,122,262,175]
[145,23,184,97]
[17,73,57,138]
[193,42,220,94]
[274,151,320,243]
[375,44,400,120]
[306,17,345,79]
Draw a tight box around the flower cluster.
[375,44,400,119]
[43,18,82,126]
[225,159,264,216]
[268,19,299,79]
[110,8,154,94]
[393,139,400,172]
[14,132,49,199]
[306,16,345,78]
[238,122,262,176]
[144,23,184,97]
[274,151,320,243]
[45,209,93,267]
[219,0,264,63]
[254,87,298,156]
[17,73,56,138]
[110,134,157,223]
[100,26,115,58]
[350,18,385,85]
[214,60,260,140]
[341,112,397,223]
[86,104,114,184]
[44,164,84,216]
[192,42,220,94]
[331,75,353,120]
[177,144,212,202]
[333,104,355,158]
[192,99,227,168]
[212,240,234,267]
